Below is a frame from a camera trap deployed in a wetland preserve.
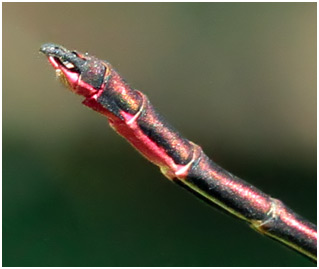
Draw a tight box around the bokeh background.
[3,3,316,266]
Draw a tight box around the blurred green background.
[3,3,316,266]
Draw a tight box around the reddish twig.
[40,43,317,262]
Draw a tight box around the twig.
[40,43,317,262]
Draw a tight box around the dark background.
[3,3,316,266]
